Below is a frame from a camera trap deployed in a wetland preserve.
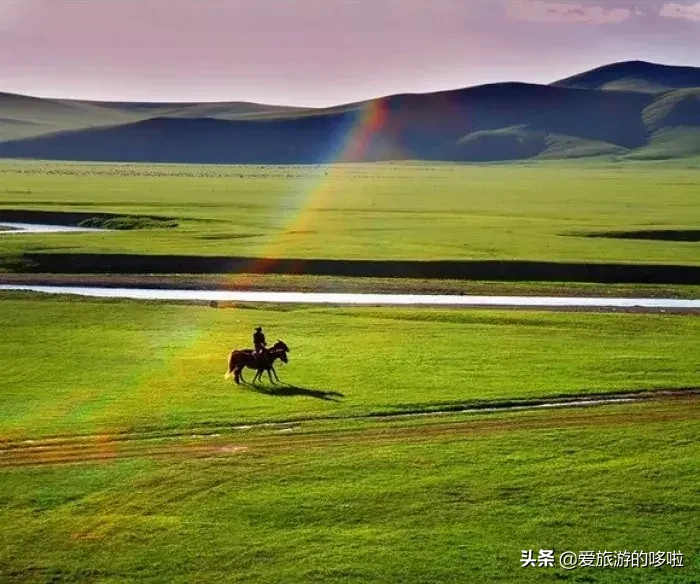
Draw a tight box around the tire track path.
[1,389,697,467]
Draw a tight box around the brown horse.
[225,340,290,385]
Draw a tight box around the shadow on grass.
[17,252,700,284]
[576,229,700,242]
[243,381,345,402]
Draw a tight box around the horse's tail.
[224,351,236,379]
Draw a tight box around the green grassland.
[1,158,698,583]
[0,295,698,582]
[1,294,697,438]
[0,161,699,266]
[1,400,697,583]
[1,267,698,583]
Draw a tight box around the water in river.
[0,284,697,309]
[0,222,105,234]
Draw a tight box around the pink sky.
[0,0,698,106]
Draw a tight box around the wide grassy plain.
[0,294,698,583]
[1,401,698,584]
[0,294,698,438]
[0,160,698,266]
[1,160,698,582]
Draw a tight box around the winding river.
[0,284,698,309]
[1,221,697,309]
[0,222,105,234]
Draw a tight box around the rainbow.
[225,98,404,282]
[239,88,469,276]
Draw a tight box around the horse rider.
[253,327,267,355]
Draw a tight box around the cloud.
[660,2,700,21]
[505,1,632,24]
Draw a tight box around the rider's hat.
[255,327,263,331]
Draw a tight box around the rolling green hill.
[629,87,700,159]
[642,87,700,131]
[1,61,699,163]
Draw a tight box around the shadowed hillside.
[0,114,359,164]
[0,92,312,142]
[553,60,700,93]
[0,61,699,163]
[0,92,141,141]
[77,99,308,119]
[0,84,653,163]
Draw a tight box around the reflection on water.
[0,222,106,234]
[0,284,697,309]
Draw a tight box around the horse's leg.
[238,367,247,385]
[267,367,274,384]
[270,365,280,382]
[225,352,235,379]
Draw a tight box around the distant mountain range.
[1,60,699,163]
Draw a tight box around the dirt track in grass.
[1,389,697,468]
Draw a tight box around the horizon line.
[1,58,696,109]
